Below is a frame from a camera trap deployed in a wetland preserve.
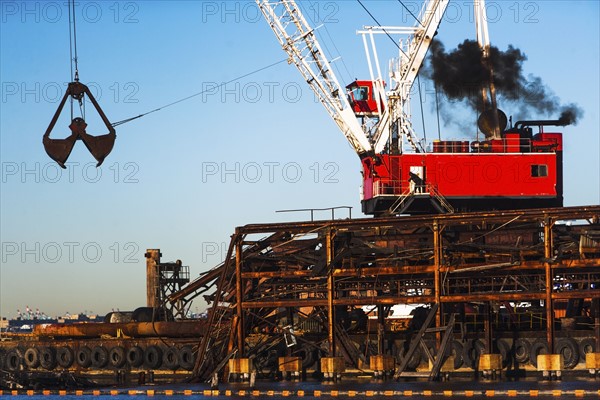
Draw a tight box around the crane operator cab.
[346,80,384,117]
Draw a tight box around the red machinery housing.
[360,124,563,216]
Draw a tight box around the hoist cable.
[68,0,74,119]
[417,75,426,143]
[71,0,79,81]
[303,0,353,85]
[356,0,403,54]
[397,0,424,28]
[68,0,73,84]
[110,58,287,127]
[357,0,428,144]
[67,0,82,120]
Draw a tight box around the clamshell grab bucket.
[80,131,117,167]
[43,81,116,168]
[42,133,77,169]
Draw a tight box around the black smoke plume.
[557,104,582,125]
[425,39,583,126]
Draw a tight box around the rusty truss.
[169,206,600,381]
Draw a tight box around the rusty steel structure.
[2,206,598,388]
[180,205,600,381]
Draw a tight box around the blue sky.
[1,1,598,318]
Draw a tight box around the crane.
[255,0,447,156]
[255,0,372,155]
[257,1,565,216]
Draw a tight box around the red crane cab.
[346,80,385,116]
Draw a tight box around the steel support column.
[377,305,385,354]
[544,218,555,352]
[593,298,600,351]
[484,303,492,354]
[433,221,442,340]
[236,239,244,355]
[326,229,335,356]
[145,249,161,308]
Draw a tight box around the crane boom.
[256,0,373,155]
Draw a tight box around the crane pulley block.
[43,81,116,168]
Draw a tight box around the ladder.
[428,184,455,214]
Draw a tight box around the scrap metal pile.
[167,206,600,381]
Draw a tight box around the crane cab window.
[349,86,370,101]
[346,80,381,116]
[531,164,548,177]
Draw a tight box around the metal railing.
[373,180,407,197]
[276,206,353,221]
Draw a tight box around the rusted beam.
[236,238,244,356]
[333,265,436,276]
[241,270,314,279]
[544,218,555,353]
[335,296,436,306]
[168,264,223,302]
[441,292,545,302]
[332,260,599,277]
[192,233,240,380]
[484,303,492,354]
[237,206,600,235]
[433,221,442,341]
[551,290,600,300]
[241,295,437,309]
[326,229,335,356]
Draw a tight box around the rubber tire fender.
[57,346,74,368]
[108,346,126,368]
[24,347,40,369]
[39,347,57,370]
[178,345,195,371]
[144,345,163,369]
[91,346,109,369]
[579,338,596,356]
[513,338,531,364]
[555,338,579,369]
[529,339,549,368]
[462,339,485,370]
[447,340,464,370]
[5,349,22,372]
[76,346,92,368]
[127,346,144,368]
[163,346,179,370]
[300,348,318,370]
[495,339,512,369]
